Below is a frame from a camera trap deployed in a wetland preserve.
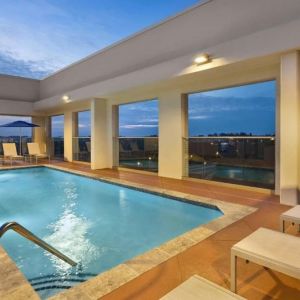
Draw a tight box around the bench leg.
[280,218,285,232]
[231,252,237,292]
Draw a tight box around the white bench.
[280,205,300,232]
[161,275,246,300]
[231,228,300,292]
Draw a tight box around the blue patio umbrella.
[0,120,40,154]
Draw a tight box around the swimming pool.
[0,167,222,299]
[189,163,274,189]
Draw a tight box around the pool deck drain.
[0,164,256,300]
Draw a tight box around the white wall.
[0,74,39,102]
[0,99,34,116]
[279,51,300,205]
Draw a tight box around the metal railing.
[185,136,275,188]
[72,137,91,162]
[0,222,77,267]
[49,137,64,159]
[118,137,158,172]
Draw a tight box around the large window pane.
[73,110,91,162]
[188,81,276,189]
[118,99,158,172]
[50,115,64,159]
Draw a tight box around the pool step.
[28,273,96,292]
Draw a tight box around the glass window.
[51,115,64,138]
[187,80,276,189]
[51,115,64,159]
[119,99,158,137]
[73,111,91,162]
[78,110,91,137]
[118,99,158,172]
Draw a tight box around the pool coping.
[0,164,257,300]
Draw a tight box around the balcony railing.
[118,137,158,172]
[186,136,275,189]
[0,137,32,155]
[72,137,91,162]
[49,137,64,160]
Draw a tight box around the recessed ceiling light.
[62,95,71,103]
[194,54,210,65]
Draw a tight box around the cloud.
[0,52,49,79]
[0,0,118,78]
[189,95,275,114]
[78,124,89,128]
[189,115,210,120]
[120,124,158,129]
[139,118,158,123]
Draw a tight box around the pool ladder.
[0,222,77,267]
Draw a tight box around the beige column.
[159,91,188,179]
[91,98,110,169]
[280,51,300,205]
[64,112,76,162]
[32,116,47,153]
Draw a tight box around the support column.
[159,92,188,179]
[32,116,47,153]
[64,112,76,162]
[91,98,110,169]
[280,51,300,205]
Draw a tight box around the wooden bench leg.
[231,252,237,292]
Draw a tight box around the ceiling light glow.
[194,54,210,65]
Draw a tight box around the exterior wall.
[0,74,39,102]
[279,51,300,205]
[0,100,34,116]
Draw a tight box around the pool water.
[119,160,274,188]
[189,163,274,188]
[119,159,158,172]
[0,167,222,298]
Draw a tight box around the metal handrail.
[0,222,77,267]
[117,136,158,139]
[186,136,275,140]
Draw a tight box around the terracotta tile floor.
[3,161,300,299]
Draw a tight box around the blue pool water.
[0,167,222,298]
[189,163,274,188]
[119,160,274,188]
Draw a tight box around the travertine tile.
[125,248,170,274]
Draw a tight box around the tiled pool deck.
[0,161,299,299]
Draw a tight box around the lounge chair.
[231,227,300,293]
[2,143,24,165]
[161,275,245,299]
[280,205,300,232]
[27,143,50,164]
